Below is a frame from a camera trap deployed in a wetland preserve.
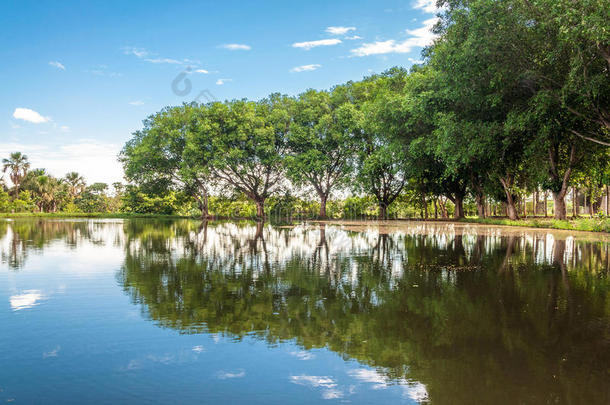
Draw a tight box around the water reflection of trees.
[0,219,119,269]
[119,220,609,405]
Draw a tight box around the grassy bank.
[2,212,609,233]
[0,212,194,219]
[460,217,610,233]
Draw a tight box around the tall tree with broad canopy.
[198,95,291,219]
[120,104,213,218]
[349,69,410,219]
[285,89,357,218]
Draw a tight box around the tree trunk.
[255,199,265,219]
[533,191,537,217]
[453,195,464,219]
[423,195,428,219]
[197,192,209,219]
[606,184,610,215]
[553,191,568,220]
[434,199,438,219]
[499,176,519,220]
[319,193,328,219]
[475,191,486,218]
[378,203,387,220]
[572,187,577,218]
[544,192,548,217]
[606,185,609,215]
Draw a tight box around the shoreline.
[1,213,609,235]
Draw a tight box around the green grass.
[460,216,610,233]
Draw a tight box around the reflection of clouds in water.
[349,368,429,402]
[403,381,429,402]
[192,345,204,353]
[43,346,61,358]
[289,350,314,360]
[10,290,44,311]
[217,369,245,379]
[290,375,343,399]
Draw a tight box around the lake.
[0,219,608,404]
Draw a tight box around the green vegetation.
[1,0,609,226]
[460,216,610,233]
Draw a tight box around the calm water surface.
[0,219,608,404]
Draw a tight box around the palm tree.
[2,152,30,199]
[64,172,86,199]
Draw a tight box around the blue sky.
[1,0,439,184]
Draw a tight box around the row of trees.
[1,152,121,213]
[121,0,609,221]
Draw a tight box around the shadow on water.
[1,218,609,404]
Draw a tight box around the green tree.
[285,89,357,218]
[2,152,30,199]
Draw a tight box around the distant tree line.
[0,152,122,214]
[119,0,609,220]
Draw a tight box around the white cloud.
[10,290,44,311]
[350,17,438,56]
[216,78,232,85]
[88,65,122,77]
[408,57,425,64]
[326,26,356,35]
[144,57,182,64]
[43,346,61,359]
[221,44,251,51]
[413,0,440,14]
[291,375,343,400]
[122,46,195,65]
[194,69,209,74]
[291,64,321,72]
[292,38,342,50]
[289,351,315,360]
[345,35,362,40]
[348,369,389,389]
[49,61,65,71]
[60,125,70,132]
[122,46,149,58]
[12,108,50,124]
[0,140,123,184]
[129,100,144,106]
[218,369,245,379]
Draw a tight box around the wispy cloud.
[49,61,65,71]
[292,38,342,50]
[290,375,343,399]
[129,100,144,106]
[43,346,61,359]
[144,57,182,64]
[122,46,196,65]
[216,78,232,85]
[218,369,245,379]
[122,46,149,58]
[413,0,440,14]
[326,26,356,35]
[59,125,70,132]
[12,107,50,124]
[87,65,122,77]
[289,351,315,360]
[291,64,321,72]
[350,17,438,56]
[220,43,251,51]
[345,35,362,40]
[194,69,209,74]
